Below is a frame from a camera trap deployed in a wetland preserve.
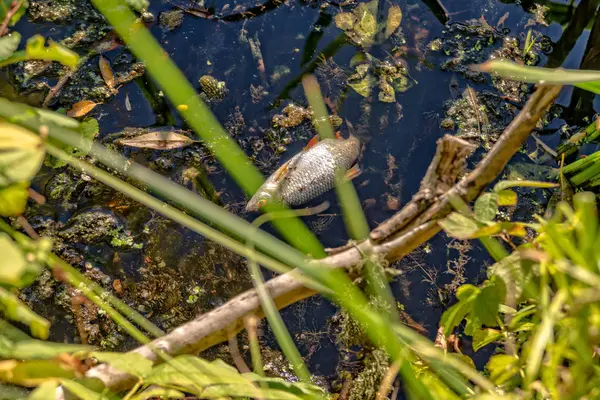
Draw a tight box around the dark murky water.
[6,0,598,382]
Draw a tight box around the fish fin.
[273,158,294,182]
[304,135,320,150]
[335,131,343,140]
[345,164,362,181]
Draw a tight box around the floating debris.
[159,9,184,31]
[98,55,115,90]
[124,93,132,111]
[116,130,196,150]
[199,75,228,101]
[272,103,343,129]
[335,0,402,48]
[347,53,412,103]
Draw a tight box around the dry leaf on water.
[67,100,98,118]
[117,130,196,150]
[99,55,115,90]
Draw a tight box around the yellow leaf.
[0,359,75,387]
[67,100,98,118]
[99,55,115,90]
[0,122,41,150]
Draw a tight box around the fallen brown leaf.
[99,55,115,90]
[67,100,98,118]
[117,130,196,150]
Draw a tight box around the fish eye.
[257,199,268,208]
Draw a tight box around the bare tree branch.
[77,84,562,394]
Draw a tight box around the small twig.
[227,329,251,374]
[16,216,39,239]
[0,1,23,37]
[532,132,558,158]
[27,187,46,205]
[244,315,264,376]
[42,57,88,107]
[376,360,401,400]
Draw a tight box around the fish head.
[245,181,282,212]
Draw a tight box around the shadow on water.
[6,0,600,386]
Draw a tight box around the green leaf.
[0,122,45,187]
[487,354,520,385]
[143,356,311,399]
[440,285,479,335]
[146,356,248,388]
[0,339,93,360]
[0,233,26,286]
[334,12,355,30]
[497,189,517,206]
[493,179,558,192]
[416,369,462,400]
[27,381,58,399]
[0,32,20,62]
[130,387,185,400]
[91,352,153,378]
[472,328,502,351]
[384,5,402,39]
[0,359,75,386]
[0,150,45,186]
[335,0,379,47]
[474,193,499,222]
[0,182,29,217]
[348,64,376,97]
[199,384,311,400]
[466,276,506,334]
[60,379,120,400]
[246,375,327,398]
[0,287,50,339]
[470,221,528,238]
[438,212,479,239]
[25,35,79,68]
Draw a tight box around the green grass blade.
[90,0,324,257]
[476,59,600,89]
[302,74,399,320]
[302,74,369,240]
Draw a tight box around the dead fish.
[246,133,361,211]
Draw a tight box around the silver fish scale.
[279,138,358,206]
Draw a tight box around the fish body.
[246,135,360,211]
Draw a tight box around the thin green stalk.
[301,74,369,240]
[245,316,264,377]
[525,289,567,386]
[247,205,330,385]
[302,75,399,321]
[90,0,324,257]
[248,258,312,383]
